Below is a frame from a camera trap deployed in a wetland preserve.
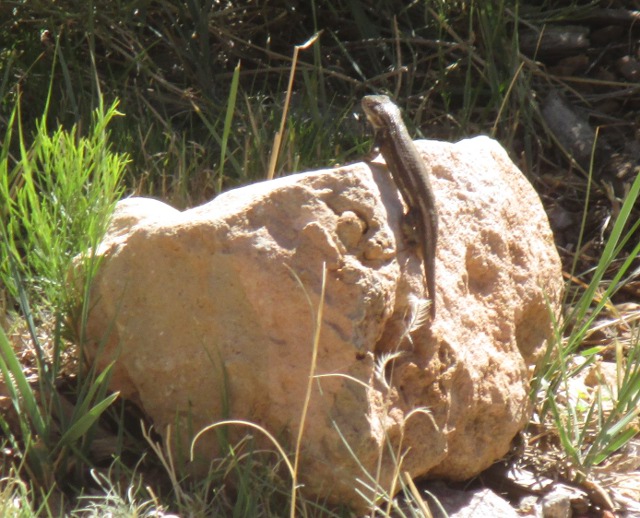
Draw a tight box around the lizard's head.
[361,94,400,130]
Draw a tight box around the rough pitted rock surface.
[81,136,563,512]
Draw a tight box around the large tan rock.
[82,136,563,511]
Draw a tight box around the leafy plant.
[0,81,127,503]
[0,93,127,312]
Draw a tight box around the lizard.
[361,94,438,318]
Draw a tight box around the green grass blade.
[68,360,115,423]
[0,327,46,438]
[56,392,119,448]
[218,60,241,193]
[571,169,640,329]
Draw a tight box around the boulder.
[81,136,563,511]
